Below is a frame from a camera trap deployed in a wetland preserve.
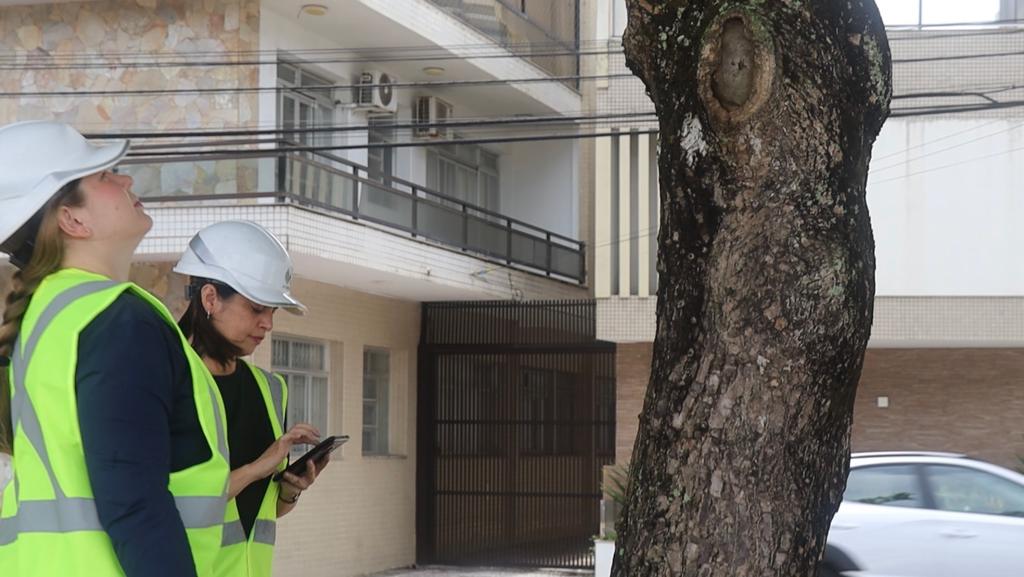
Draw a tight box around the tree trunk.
[613,2,891,576]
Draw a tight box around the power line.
[887,27,1024,42]
[889,97,1024,117]
[0,39,596,61]
[868,144,1024,186]
[89,111,656,141]
[892,85,1024,103]
[868,121,1024,174]
[0,72,635,99]
[893,49,1024,65]
[0,16,1019,68]
[870,118,1006,163]
[1,19,1018,64]
[0,47,616,71]
[124,128,660,159]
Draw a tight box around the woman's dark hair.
[178,277,244,367]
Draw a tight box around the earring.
[206,310,212,320]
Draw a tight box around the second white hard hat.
[173,220,306,315]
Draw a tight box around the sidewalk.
[369,567,589,577]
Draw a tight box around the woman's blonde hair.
[0,179,84,454]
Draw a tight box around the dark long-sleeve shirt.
[76,292,211,577]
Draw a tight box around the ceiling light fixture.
[300,4,329,17]
[422,66,446,77]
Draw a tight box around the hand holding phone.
[273,435,348,482]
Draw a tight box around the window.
[272,336,330,456]
[926,465,1024,517]
[426,142,500,212]
[844,465,924,508]
[277,61,335,203]
[367,116,395,183]
[363,348,390,455]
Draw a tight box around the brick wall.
[615,342,653,465]
[854,349,1024,469]
[614,344,1024,471]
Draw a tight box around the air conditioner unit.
[355,70,397,113]
[414,96,453,138]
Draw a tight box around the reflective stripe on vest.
[219,518,276,548]
[0,280,230,544]
[0,495,226,546]
[221,520,246,547]
[9,282,117,501]
[257,367,285,427]
[252,519,276,546]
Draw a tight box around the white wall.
[259,11,373,168]
[869,118,1024,296]
[499,139,579,238]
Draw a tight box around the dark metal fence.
[418,301,615,569]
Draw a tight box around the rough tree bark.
[613,2,891,576]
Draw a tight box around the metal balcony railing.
[120,145,585,284]
[427,0,580,85]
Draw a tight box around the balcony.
[120,145,585,284]
[427,0,579,84]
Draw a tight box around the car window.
[925,465,1024,517]
[844,465,923,508]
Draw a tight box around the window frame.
[271,334,332,457]
[362,347,392,456]
[426,141,501,213]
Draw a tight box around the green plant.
[597,462,631,541]
[603,461,630,506]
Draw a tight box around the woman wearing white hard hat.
[0,121,231,577]
[174,220,326,577]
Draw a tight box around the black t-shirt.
[215,363,277,538]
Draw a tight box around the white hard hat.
[0,121,129,259]
[173,220,306,315]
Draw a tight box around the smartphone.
[272,435,348,482]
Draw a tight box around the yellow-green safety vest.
[0,268,231,576]
[213,360,287,577]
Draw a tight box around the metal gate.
[417,301,615,569]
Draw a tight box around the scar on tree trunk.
[700,13,775,126]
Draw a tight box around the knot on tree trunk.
[699,11,776,126]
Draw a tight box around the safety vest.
[214,360,287,577]
[0,268,231,576]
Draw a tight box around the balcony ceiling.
[264,0,579,116]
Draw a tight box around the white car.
[821,452,1024,577]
